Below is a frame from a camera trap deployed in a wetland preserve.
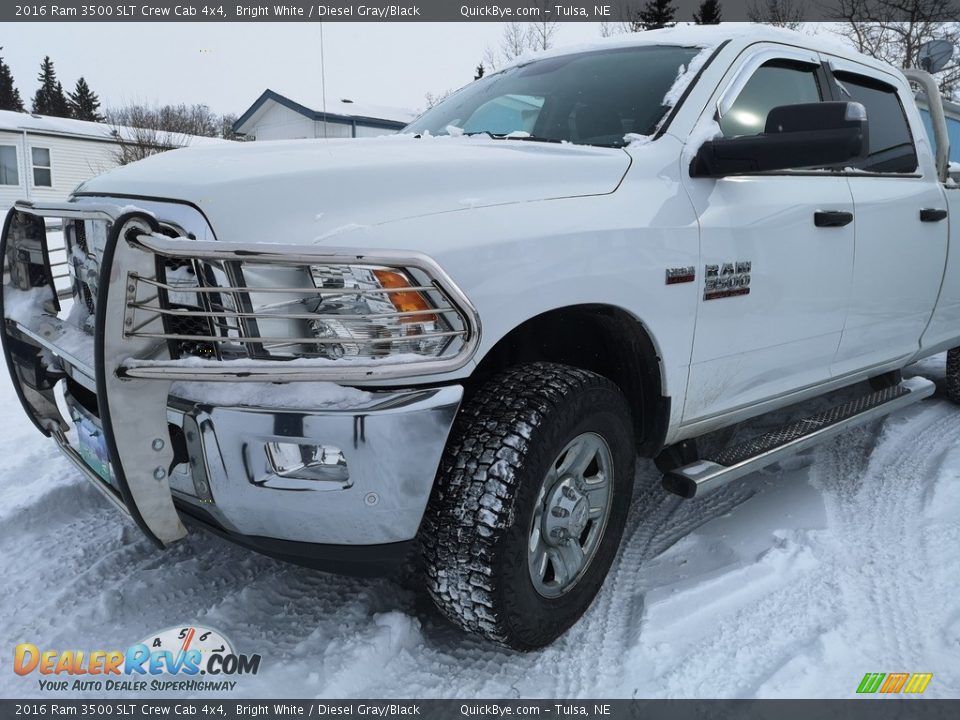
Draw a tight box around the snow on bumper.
[0,200,466,551]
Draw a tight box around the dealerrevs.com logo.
[13,625,261,693]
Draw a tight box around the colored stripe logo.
[857,672,933,694]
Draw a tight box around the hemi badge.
[666,266,696,285]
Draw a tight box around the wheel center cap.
[544,479,589,545]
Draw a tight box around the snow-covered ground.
[1,356,958,699]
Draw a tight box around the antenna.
[320,22,328,139]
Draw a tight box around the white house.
[0,110,226,216]
[232,90,417,141]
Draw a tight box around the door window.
[720,61,822,138]
[833,71,917,173]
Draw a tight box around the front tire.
[420,362,635,651]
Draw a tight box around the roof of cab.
[498,25,895,78]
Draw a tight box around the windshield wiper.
[445,130,564,144]
[489,133,564,144]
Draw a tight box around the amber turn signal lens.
[373,269,436,322]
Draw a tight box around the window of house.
[0,146,18,186]
[833,71,918,173]
[31,147,52,187]
[720,61,822,138]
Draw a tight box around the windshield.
[405,45,704,148]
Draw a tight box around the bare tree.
[830,1,960,97]
[747,0,806,29]
[482,45,501,72]
[527,20,560,51]
[105,102,222,138]
[503,22,530,56]
[599,21,623,37]
[220,113,247,141]
[109,126,188,166]
[424,89,454,110]
[104,102,238,165]
[620,3,646,32]
[484,20,561,70]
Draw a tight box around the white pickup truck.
[3,26,959,651]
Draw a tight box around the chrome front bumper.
[165,385,462,545]
[1,199,469,553]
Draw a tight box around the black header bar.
[4,0,958,22]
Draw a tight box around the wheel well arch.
[467,304,669,456]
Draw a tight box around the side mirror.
[690,101,869,178]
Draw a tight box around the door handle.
[814,211,853,228]
[920,208,948,222]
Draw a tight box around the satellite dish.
[918,40,954,74]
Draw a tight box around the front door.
[680,46,856,425]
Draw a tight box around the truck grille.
[66,219,100,320]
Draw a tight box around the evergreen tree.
[0,48,24,112]
[637,0,677,30]
[68,77,103,121]
[31,56,71,117]
[51,81,72,118]
[474,63,485,81]
[693,0,722,23]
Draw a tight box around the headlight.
[304,264,453,359]
[142,256,471,366]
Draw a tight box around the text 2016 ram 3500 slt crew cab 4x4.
[4,27,959,650]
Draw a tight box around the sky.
[2,23,611,118]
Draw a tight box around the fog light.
[264,442,350,485]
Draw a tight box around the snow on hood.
[77,135,630,245]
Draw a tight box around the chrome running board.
[662,376,936,499]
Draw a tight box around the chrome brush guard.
[1,198,478,549]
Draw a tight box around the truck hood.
[77,136,631,244]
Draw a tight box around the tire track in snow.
[808,401,960,673]
[0,404,775,699]
[548,459,758,696]
[3,368,959,698]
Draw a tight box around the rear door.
[824,59,949,375]
[680,45,856,425]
